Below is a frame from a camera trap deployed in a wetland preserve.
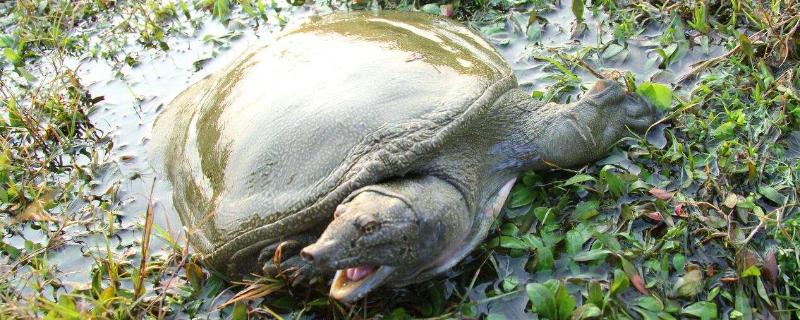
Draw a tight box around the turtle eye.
[361,221,380,234]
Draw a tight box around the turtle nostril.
[300,247,315,262]
[333,205,346,218]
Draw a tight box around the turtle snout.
[300,241,338,268]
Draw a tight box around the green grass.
[1,0,799,319]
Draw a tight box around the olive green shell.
[152,11,514,275]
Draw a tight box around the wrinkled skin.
[301,176,471,301]
[152,11,655,305]
[301,79,655,302]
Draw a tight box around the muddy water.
[5,0,724,314]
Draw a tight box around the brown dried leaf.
[720,277,738,283]
[620,257,649,295]
[440,4,454,17]
[644,211,662,222]
[220,282,284,309]
[16,199,54,222]
[736,248,761,274]
[674,204,687,218]
[763,248,777,285]
[649,188,673,200]
[630,273,649,295]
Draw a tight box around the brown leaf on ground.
[763,248,778,285]
[15,199,54,222]
[644,211,662,222]
[221,282,284,309]
[630,273,650,295]
[674,204,687,218]
[440,4,454,17]
[649,188,673,200]
[736,248,761,274]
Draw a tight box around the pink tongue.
[345,266,375,282]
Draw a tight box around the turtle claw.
[286,258,318,287]
[257,234,320,284]
[261,255,318,286]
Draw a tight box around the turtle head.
[583,79,656,134]
[300,190,441,303]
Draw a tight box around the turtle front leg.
[258,233,323,285]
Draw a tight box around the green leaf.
[231,302,248,320]
[636,81,673,111]
[0,242,20,259]
[673,254,686,272]
[563,174,596,187]
[527,283,556,318]
[681,301,717,320]
[632,307,661,320]
[421,3,441,15]
[502,277,519,292]
[571,303,601,320]
[611,269,629,295]
[509,185,534,208]
[498,236,528,250]
[755,277,772,306]
[480,22,505,35]
[740,265,760,278]
[527,23,542,42]
[43,295,81,320]
[573,249,612,262]
[571,0,584,22]
[536,246,555,271]
[601,168,625,198]
[555,282,576,320]
[534,207,555,225]
[501,223,519,237]
[213,0,231,21]
[602,43,625,59]
[712,122,736,140]
[735,284,753,320]
[738,34,754,61]
[572,201,599,221]
[587,280,603,306]
[3,47,21,66]
[636,296,663,312]
[537,55,580,81]
[0,34,14,48]
[758,186,786,205]
[565,224,592,254]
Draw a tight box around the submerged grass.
[1,0,799,319]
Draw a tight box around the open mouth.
[330,265,395,303]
